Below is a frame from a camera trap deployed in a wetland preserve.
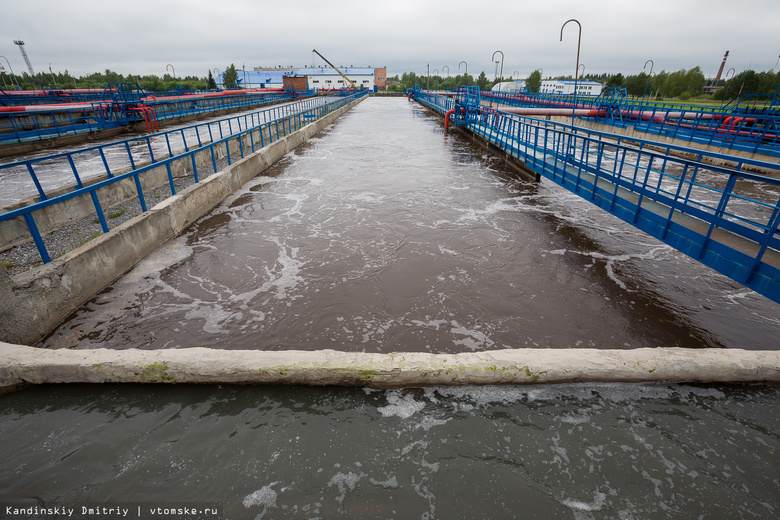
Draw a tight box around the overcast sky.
[1,0,778,82]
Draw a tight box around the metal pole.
[459,61,467,85]
[0,56,20,90]
[642,60,654,102]
[492,50,504,82]
[560,19,581,125]
[442,65,449,90]
[166,64,176,92]
[49,63,57,89]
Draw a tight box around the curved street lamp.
[560,18,582,124]
[166,64,176,82]
[442,65,449,90]
[642,60,655,101]
[0,56,20,90]
[721,68,737,104]
[459,60,467,83]
[491,50,504,82]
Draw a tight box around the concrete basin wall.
[0,97,364,345]
[0,342,778,393]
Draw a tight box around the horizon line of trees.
[387,67,780,101]
[0,67,230,93]
[3,64,777,101]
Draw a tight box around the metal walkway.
[412,88,780,304]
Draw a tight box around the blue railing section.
[0,95,336,204]
[413,89,780,303]
[0,90,314,145]
[480,90,780,158]
[0,91,368,265]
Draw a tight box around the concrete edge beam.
[1,342,778,392]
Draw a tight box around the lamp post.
[166,64,176,93]
[0,56,20,90]
[459,61,467,85]
[442,65,449,90]
[48,63,57,89]
[492,50,504,82]
[642,59,654,101]
[560,18,582,125]
[213,68,220,89]
[721,68,736,105]
[433,69,439,90]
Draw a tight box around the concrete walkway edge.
[1,342,778,392]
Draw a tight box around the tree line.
[388,67,780,101]
[0,68,222,92]
[3,64,777,101]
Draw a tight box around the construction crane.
[14,40,40,89]
[311,49,358,89]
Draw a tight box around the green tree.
[222,64,239,89]
[207,70,217,90]
[606,73,624,88]
[526,69,542,93]
[476,71,489,91]
[624,72,648,98]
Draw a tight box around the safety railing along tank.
[0,91,368,265]
[0,90,310,146]
[480,90,780,158]
[0,95,335,206]
[413,90,780,303]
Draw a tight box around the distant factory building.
[298,67,375,90]
[216,66,387,91]
[541,80,603,96]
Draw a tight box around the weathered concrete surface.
[0,97,364,345]
[1,342,778,392]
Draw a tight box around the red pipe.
[444,108,456,130]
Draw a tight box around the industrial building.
[540,79,603,96]
[215,66,387,91]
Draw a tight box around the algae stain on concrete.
[136,362,176,383]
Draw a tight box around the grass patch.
[0,260,18,269]
[108,208,126,219]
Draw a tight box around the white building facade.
[540,80,603,96]
[297,67,375,90]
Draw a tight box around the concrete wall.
[0,97,364,345]
[0,342,777,393]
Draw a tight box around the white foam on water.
[449,321,495,350]
[243,482,279,519]
[377,391,426,419]
[327,471,366,504]
[369,474,398,489]
[560,490,607,514]
[350,192,386,204]
[415,416,452,432]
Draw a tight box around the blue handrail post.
[23,212,51,264]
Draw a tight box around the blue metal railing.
[0,91,368,264]
[0,95,335,205]
[0,89,313,145]
[414,90,780,303]
[479,90,780,158]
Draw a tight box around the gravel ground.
[1,155,233,277]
